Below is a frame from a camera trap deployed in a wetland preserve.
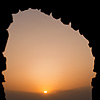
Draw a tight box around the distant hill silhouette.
[5,86,92,100]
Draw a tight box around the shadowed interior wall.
[0,1,98,100]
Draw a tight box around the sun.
[44,91,47,94]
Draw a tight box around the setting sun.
[44,91,47,94]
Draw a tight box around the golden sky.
[3,8,95,93]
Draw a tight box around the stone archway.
[0,2,98,100]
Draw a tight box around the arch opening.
[2,8,95,99]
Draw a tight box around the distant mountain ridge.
[5,86,92,100]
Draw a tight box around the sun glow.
[44,91,47,94]
[4,9,95,94]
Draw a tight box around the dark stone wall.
[0,1,98,100]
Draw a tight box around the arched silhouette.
[0,1,98,100]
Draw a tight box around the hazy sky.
[3,8,95,93]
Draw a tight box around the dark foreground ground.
[5,86,92,100]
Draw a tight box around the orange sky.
[3,8,95,93]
